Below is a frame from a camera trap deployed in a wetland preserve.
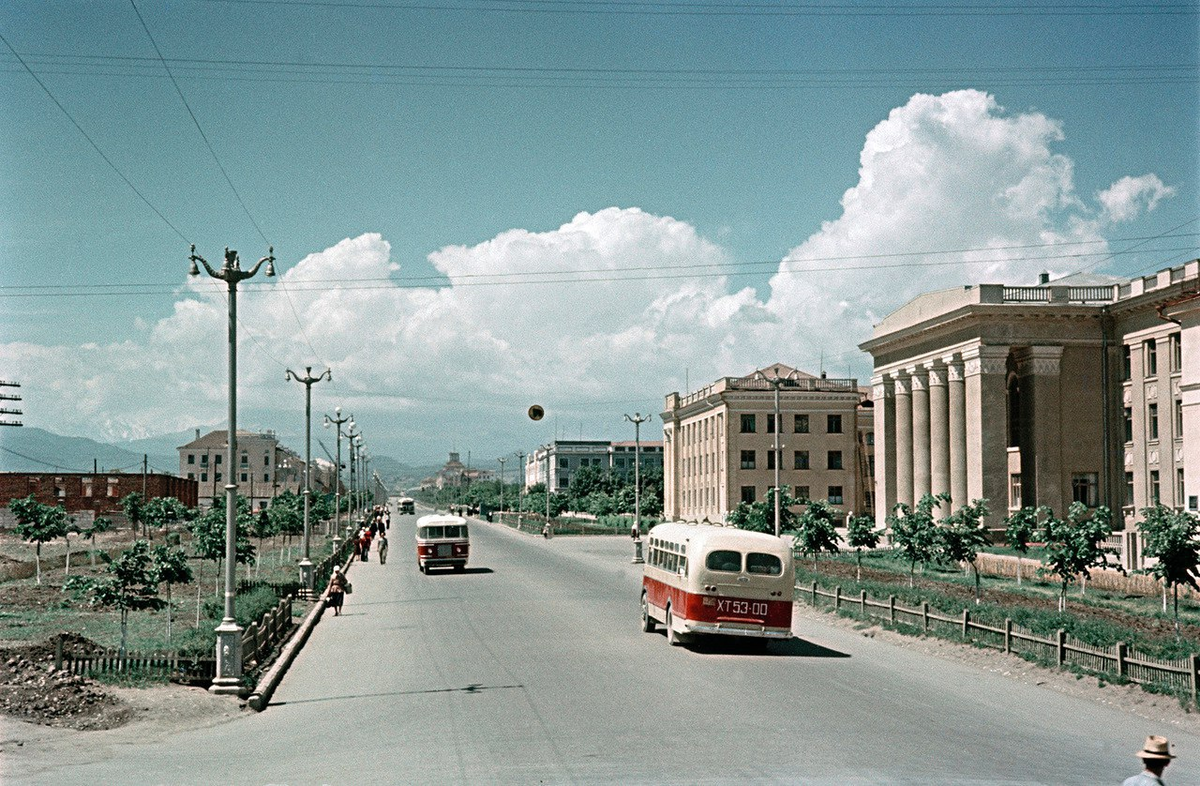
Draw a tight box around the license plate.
[437,545,451,557]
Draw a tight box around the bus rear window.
[419,526,442,539]
[746,553,782,575]
[706,550,742,573]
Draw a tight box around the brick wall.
[0,472,198,529]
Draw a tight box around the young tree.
[846,513,882,582]
[61,513,81,577]
[1039,502,1118,612]
[1138,505,1200,637]
[120,492,145,537]
[65,540,165,657]
[9,495,67,585]
[727,487,800,536]
[1003,506,1046,585]
[142,496,190,541]
[253,507,278,577]
[151,544,194,643]
[82,515,113,567]
[939,499,991,604]
[887,493,948,588]
[794,498,841,570]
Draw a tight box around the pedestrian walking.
[359,529,372,562]
[378,533,388,565]
[327,567,347,616]
[1123,735,1175,785]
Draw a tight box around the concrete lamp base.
[209,621,247,696]
[631,539,645,564]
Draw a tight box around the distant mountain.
[369,455,440,492]
[0,427,155,473]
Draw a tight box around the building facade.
[660,364,874,523]
[860,261,1200,528]
[0,471,198,528]
[177,429,336,511]
[524,440,664,493]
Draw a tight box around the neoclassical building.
[860,261,1200,528]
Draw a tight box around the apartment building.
[660,363,874,523]
[178,429,334,510]
[524,440,664,493]
[859,260,1200,528]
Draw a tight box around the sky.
[0,0,1197,467]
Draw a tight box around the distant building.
[429,452,494,490]
[524,440,665,493]
[860,261,1200,528]
[177,429,336,511]
[0,471,197,529]
[660,363,874,523]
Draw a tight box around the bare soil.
[0,635,130,731]
[809,558,1200,645]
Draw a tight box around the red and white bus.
[640,522,794,646]
[415,514,470,573]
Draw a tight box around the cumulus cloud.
[0,90,1174,458]
[1098,174,1175,222]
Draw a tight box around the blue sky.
[1,0,1197,466]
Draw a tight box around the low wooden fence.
[800,580,1200,706]
[59,594,297,683]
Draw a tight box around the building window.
[187,454,195,465]
[1170,333,1182,372]
[1145,339,1157,377]
[1175,399,1184,437]
[240,473,248,482]
[865,432,874,446]
[82,478,93,497]
[766,414,776,434]
[827,451,843,470]
[827,414,842,434]
[215,472,223,482]
[264,473,270,482]
[558,458,568,469]
[1123,407,1133,443]
[1071,473,1099,507]
[215,454,222,465]
[187,473,195,481]
[794,414,809,433]
[740,486,756,504]
[107,478,119,497]
[740,414,756,433]
[1179,468,1187,507]
[740,450,756,470]
[201,472,208,482]
[827,486,844,505]
[1124,472,1134,508]
[1009,474,1022,510]
[1122,345,1131,380]
[1148,403,1159,441]
[766,450,777,470]
[1150,470,1160,505]
[201,454,209,465]
[795,485,810,502]
[794,450,810,470]
[240,454,248,467]
[264,455,270,466]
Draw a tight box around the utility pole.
[0,380,23,427]
[286,366,331,594]
[188,243,275,695]
[324,408,350,548]
[497,456,507,516]
[624,413,652,563]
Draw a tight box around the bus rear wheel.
[640,593,655,633]
[666,607,681,646]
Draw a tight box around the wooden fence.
[800,580,1200,706]
[59,595,296,683]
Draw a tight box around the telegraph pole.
[324,408,350,547]
[286,366,331,594]
[0,381,22,427]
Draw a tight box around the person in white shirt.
[1123,735,1175,785]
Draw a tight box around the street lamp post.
[497,456,507,517]
[755,368,800,538]
[514,451,525,527]
[346,426,358,533]
[542,444,552,524]
[188,244,274,695]
[624,413,652,563]
[286,366,331,594]
[323,407,350,548]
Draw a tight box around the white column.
[964,345,1010,521]
[927,361,950,502]
[893,371,913,507]
[873,374,896,524]
[910,367,931,504]
[946,356,968,510]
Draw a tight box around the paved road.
[8,506,1200,784]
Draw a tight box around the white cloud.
[1,90,1174,459]
[1098,174,1175,223]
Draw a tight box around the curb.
[247,553,355,712]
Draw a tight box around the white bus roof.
[647,522,791,556]
[416,514,467,528]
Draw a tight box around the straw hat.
[1136,735,1175,760]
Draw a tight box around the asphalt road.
[9,505,1200,784]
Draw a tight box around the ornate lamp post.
[755,368,800,538]
[497,456,507,517]
[188,244,274,695]
[624,413,652,563]
[514,451,525,527]
[323,407,350,548]
[286,366,331,594]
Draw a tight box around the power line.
[0,32,191,244]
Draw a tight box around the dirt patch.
[807,559,1200,644]
[0,635,130,731]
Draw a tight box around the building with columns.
[860,261,1200,528]
[660,364,874,523]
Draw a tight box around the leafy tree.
[939,499,991,604]
[1004,506,1046,585]
[82,515,113,567]
[151,544,194,643]
[1039,502,1118,612]
[9,495,67,585]
[887,493,949,588]
[727,487,801,535]
[65,540,166,657]
[120,492,145,537]
[190,497,257,603]
[268,492,303,564]
[142,496,191,541]
[794,498,841,569]
[1138,505,1200,637]
[846,513,882,582]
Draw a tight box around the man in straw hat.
[1122,735,1175,785]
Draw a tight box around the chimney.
[1039,271,1050,285]
[195,428,200,440]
